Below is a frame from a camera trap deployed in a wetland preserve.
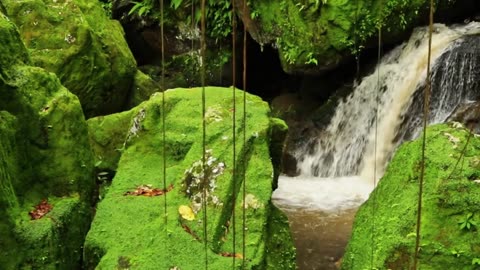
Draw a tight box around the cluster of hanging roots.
[157,0,474,268]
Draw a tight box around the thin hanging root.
[160,0,168,229]
[371,15,383,269]
[231,0,238,268]
[200,0,209,269]
[447,126,475,180]
[413,0,434,268]
[158,0,169,262]
[242,0,248,267]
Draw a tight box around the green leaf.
[138,6,148,16]
[171,0,183,10]
[128,2,142,16]
[406,232,416,238]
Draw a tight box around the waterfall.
[295,22,480,183]
[273,23,480,270]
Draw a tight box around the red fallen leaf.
[181,223,201,241]
[219,252,243,259]
[29,199,53,220]
[124,184,174,197]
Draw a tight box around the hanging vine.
[413,0,434,268]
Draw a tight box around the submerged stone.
[342,123,480,269]
[84,87,296,269]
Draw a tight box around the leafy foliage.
[170,0,183,10]
[128,1,155,17]
[126,0,232,42]
[458,213,477,231]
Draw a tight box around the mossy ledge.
[342,123,480,269]
[84,87,296,269]
[249,0,467,74]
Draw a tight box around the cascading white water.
[295,22,480,184]
[273,22,480,212]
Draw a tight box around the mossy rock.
[2,0,137,117]
[0,12,95,269]
[126,70,161,109]
[11,195,92,269]
[84,87,296,269]
[342,123,480,269]
[249,0,466,74]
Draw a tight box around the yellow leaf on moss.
[179,205,195,221]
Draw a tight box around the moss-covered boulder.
[125,70,161,109]
[84,87,295,269]
[247,0,473,74]
[0,12,94,269]
[342,123,480,269]
[2,0,137,117]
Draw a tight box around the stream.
[272,22,480,269]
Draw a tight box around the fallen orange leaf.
[219,252,243,259]
[29,199,53,220]
[124,184,173,196]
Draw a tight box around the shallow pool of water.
[272,175,373,269]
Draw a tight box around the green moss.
[0,111,19,210]
[0,65,95,201]
[251,0,453,73]
[13,195,91,269]
[3,0,137,117]
[0,13,95,269]
[264,206,296,269]
[0,12,29,81]
[84,87,296,269]
[87,110,136,172]
[342,124,480,269]
[126,70,161,109]
[0,111,21,269]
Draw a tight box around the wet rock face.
[396,34,480,143]
[2,0,137,117]
[448,101,480,133]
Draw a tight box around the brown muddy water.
[281,208,357,270]
[272,175,372,270]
